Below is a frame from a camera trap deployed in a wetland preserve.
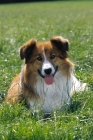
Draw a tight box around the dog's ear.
[50,36,69,58]
[19,39,36,63]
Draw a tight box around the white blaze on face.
[41,47,55,85]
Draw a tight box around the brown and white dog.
[6,36,86,113]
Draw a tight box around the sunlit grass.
[0,1,93,139]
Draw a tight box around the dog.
[6,36,86,113]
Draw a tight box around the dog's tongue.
[44,76,54,85]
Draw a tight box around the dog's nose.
[44,68,52,75]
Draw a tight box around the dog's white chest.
[30,72,72,113]
[29,71,86,113]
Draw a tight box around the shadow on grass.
[68,100,81,113]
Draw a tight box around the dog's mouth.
[37,66,58,85]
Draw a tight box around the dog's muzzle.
[37,60,58,85]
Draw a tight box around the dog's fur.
[6,36,86,113]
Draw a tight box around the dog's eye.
[50,54,55,59]
[36,56,42,61]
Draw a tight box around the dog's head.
[20,36,72,85]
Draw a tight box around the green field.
[0,1,93,140]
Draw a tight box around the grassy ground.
[0,1,93,140]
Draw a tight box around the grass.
[0,1,93,139]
